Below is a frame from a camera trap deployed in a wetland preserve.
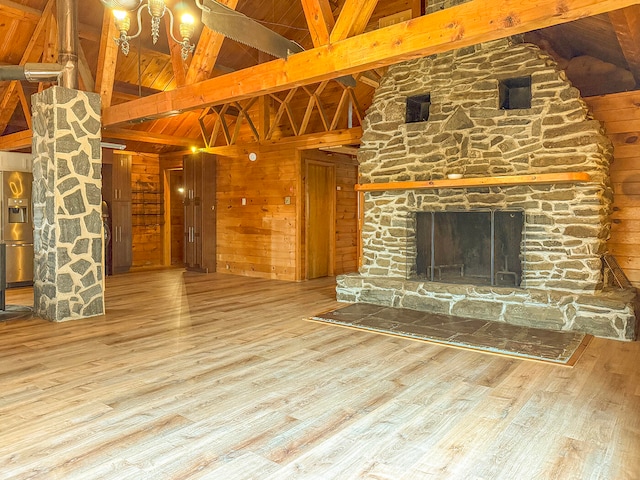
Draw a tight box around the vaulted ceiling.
[0,0,639,154]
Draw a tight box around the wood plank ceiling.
[0,0,639,154]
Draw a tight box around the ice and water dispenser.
[1,171,34,287]
[7,198,29,224]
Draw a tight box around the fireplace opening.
[414,210,525,286]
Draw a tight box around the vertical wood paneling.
[335,158,359,275]
[169,170,184,265]
[216,146,299,280]
[130,153,163,268]
[214,144,358,281]
[586,91,640,287]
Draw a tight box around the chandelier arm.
[125,3,146,41]
[164,7,182,45]
[194,0,209,13]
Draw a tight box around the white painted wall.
[0,151,32,172]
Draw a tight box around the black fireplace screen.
[414,210,524,287]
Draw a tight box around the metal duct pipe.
[0,63,64,82]
[57,0,78,89]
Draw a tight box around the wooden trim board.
[355,172,592,192]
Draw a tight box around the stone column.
[32,86,104,321]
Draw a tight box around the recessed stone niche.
[337,37,637,340]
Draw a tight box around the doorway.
[166,169,185,265]
[305,160,336,279]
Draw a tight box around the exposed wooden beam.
[0,130,31,151]
[0,126,205,151]
[301,0,336,47]
[42,10,58,64]
[258,96,271,140]
[77,42,96,93]
[185,0,239,85]
[113,81,162,98]
[103,127,204,148]
[38,10,58,92]
[202,126,363,154]
[0,0,54,134]
[16,84,31,130]
[354,70,381,88]
[95,9,119,111]
[609,5,640,85]
[165,16,187,88]
[330,0,378,42]
[103,0,640,127]
[0,1,100,41]
[0,0,39,21]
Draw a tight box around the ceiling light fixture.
[100,0,196,60]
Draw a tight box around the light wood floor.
[1,269,639,479]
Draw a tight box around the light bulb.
[179,13,195,45]
[113,9,128,20]
[113,10,131,36]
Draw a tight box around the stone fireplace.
[336,37,638,340]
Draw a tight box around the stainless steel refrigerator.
[1,171,33,287]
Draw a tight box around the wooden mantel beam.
[103,0,639,127]
[355,173,592,192]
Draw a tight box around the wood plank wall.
[157,133,360,282]
[585,91,640,287]
[216,145,299,280]
[335,159,359,275]
[129,153,163,268]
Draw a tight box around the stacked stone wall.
[357,38,613,293]
[32,87,104,321]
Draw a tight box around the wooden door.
[111,200,132,273]
[169,170,184,265]
[109,153,132,274]
[192,153,203,268]
[199,153,217,273]
[113,154,131,201]
[182,152,216,272]
[306,161,335,279]
[183,154,196,268]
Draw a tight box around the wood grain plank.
[95,8,119,110]
[1,270,638,479]
[355,172,591,191]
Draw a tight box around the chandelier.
[100,0,199,60]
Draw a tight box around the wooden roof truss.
[197,78,366,148]
[0,0,639,153]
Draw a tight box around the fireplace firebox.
[414,210,524,287]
